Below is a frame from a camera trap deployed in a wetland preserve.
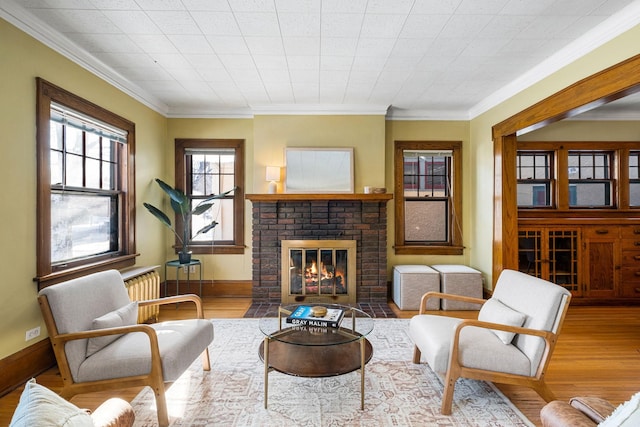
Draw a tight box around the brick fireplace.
[246,194,393,304]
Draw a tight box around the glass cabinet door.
[547,229,579,292]
[518,230,541,277]
[518,227,580,295]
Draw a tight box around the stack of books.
[286,305,345,328]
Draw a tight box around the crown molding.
[1,0,170,116]
[167,109,255,119]
[386,107,469,121]
[250,104,390,116]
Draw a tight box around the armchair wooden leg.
[533,380,556,402]
[201,348,211,371]
[412,346,422,364]
[441,371,457,415]
[154,386,170,427]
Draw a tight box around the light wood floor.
[1,298,638,426]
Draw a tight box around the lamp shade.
[266,166,280,182]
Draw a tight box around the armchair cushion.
[78,318,213,382]
[408,315,531,375]
[492,269,570,376]
[9,379,93,427]
[478,298,526,344]
[86,302,138,357]
[39,270,133,382]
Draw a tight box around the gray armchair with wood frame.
[409,269,571,414]
[38,269,214,427]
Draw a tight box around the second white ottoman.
[393,265,440,310]
[431,265,483,310]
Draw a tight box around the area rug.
[130,319,533,426]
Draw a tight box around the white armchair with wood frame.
[38,269,214,427]
[409,269,571,415]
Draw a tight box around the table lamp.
[266,166,280,194]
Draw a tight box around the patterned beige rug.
[130,319,533,426]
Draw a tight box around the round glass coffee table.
[258,304,374,409]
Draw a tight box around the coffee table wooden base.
[259,336,373,409]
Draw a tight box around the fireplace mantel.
[246,193,393,202]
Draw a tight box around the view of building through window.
[403,150,451,243]
[394,140,462,255]
[517,149,622,209]
[49,104,125,264]
[175,139,245,255]
[188,149,236,243]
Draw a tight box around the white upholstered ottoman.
[393,265,440,310]
[431,264,483,310]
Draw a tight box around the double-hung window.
[394,141,463,255]
[175,139,244,254]
[36,78,135,286]
[568,150,614,207]
[517,151,554,208]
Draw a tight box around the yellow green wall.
[384,120,472,270]
[2,12,640,362]
[0,19,167,359]
[253,115,387,192]
[165,118,254,281]
[469,24,640,288]
[518,120,640,141]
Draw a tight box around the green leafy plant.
[143,178,235,262]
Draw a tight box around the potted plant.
[144,178,235,264]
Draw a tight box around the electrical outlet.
[182,265,188,273]
[189,265,196,273]
[25,326,41,341]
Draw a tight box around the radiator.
[124,270,160,323]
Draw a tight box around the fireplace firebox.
[281,240,356,304]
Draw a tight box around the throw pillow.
[599,392,640,426]
[9,379,93,427]
[570,396,616,423]
[86,302,138,357]
[478,298,527,344]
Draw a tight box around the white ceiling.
[3,0,640,119]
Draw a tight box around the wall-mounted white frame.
[285,147,354,193]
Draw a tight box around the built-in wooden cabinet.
[515,142,640,303]
[619,226,640,298]
[582,226,618,298]
[519,223,640,302]
[518,227,580,295]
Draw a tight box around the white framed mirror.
[285,147,354,193]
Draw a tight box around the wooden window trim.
[174,139,245,255]
[517,141,639,216]
[516,150,555,209]
[35,78,136,289]
[493,53,640,283]
[394,140,463,255]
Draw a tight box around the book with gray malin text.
[286,306,345,328]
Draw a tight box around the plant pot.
[178,251,192,264]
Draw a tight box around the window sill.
[35,254,138,290]
[183,245,246,255]
[394,245,464,256]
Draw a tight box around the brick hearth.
[246,194,393,304]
